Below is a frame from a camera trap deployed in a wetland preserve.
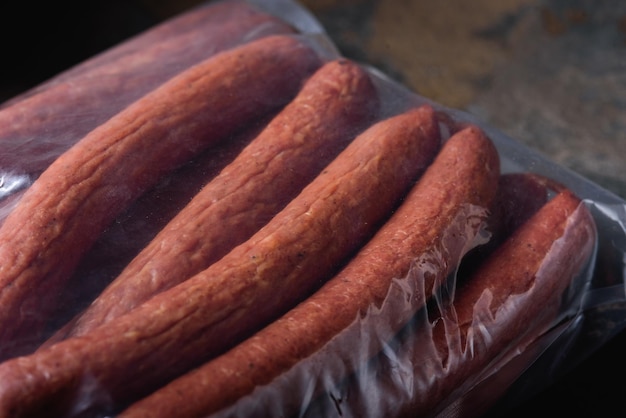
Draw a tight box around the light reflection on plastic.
[0,173,31,199]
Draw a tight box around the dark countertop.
[1,0,625,416]
[303,0,626,201]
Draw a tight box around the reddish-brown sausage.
[45,58,379,344]
[459,172,551,278]
[0,105,441,418]
[0,0,296,177]
[117,125,501,418]
[0,34,322,360]
[308,187,596,418]
[404,189,596,417]
[43,121,269,338]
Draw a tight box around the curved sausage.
[0,105,441,418]
[43,121,269,339]
[0,0,296,177]
[306,187,596,418]
[117,125,501,418]
[45,58,379,344]
[0,34,321,360]
[401,189,596,417]
[459,172,551,278]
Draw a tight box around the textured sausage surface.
[459,172,550,279]
[0,105,441,418]
[0,0,295,176]
[315,188,596,418]
[118,125,501,418]
[42,121,269,340]
[0,34,321,360]
[406,189,596,417]
[48,58,379,343]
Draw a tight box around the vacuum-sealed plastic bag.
[0,1,623,417]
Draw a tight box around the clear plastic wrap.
[0,0,624,417]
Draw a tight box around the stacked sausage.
[0,1,597,417]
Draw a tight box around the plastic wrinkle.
[0,173,30,199]
[206,204,491,418]
[0,174,30,226]
[66,373,115,418]
[292,197,598,418]
[428,200,599,416]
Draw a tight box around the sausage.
[405,189,596,417]
[43,121,269,339]
[0,0,296,225]
[458,172,550,278]
[117,125,501,418]
[0,34,322,360]
[44,58,379,345]
[489,173,552,242]
[308,186,596,418]
[0,0,296,177]
[0,105,441,418]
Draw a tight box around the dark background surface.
[1,0,625,416]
